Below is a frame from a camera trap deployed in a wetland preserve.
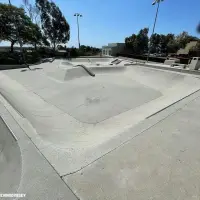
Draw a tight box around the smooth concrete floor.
[65,94,200,200]
[1,58,200,199]
[0,106,78,200]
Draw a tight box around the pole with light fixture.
[147,0,164,62]
[74,13,82,49]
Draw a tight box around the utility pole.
[147,0,164,62]
[74,13,82,49]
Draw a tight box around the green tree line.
[125,28,200,55]
[0,0,70,52]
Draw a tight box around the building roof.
[102,43,125,49]
[177,41,198,55]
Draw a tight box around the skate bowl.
[61,58,128,66]
[0,117,21,194]
[1,60,200,176]
[70,58,113,63]
[48,65,126,81]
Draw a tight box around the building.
[177,41,198,56]
[102,43,125,56]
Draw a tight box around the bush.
[69,48,79,57]
[0,51,42,65]
[0,52,20,64]
[25,51,41,64]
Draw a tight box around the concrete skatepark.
[1,57,200,199]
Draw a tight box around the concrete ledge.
[118,56,200,76]
[89,66,126,73]
[0,102,78,200]
[138,63,200,76]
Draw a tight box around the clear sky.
[1,0,200,48]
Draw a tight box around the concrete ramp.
[47,66,95,81]
[0,117,21,194]
[68,58,114,65]
[65,66,95,81]
[89,58,113,63]
[88,66,126,74]
[0,106,79,199]
[60,58,129,67]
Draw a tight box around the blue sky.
[1,0,200,47]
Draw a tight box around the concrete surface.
[65,94,200,200]
[1,58,200,199]
[0,116,21,194]
[0,104,78,200]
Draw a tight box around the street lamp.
[74,13,82,49]
[147,0,164,62]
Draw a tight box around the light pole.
[147,0,164,62]
[74,13,82,49]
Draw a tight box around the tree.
[165,34,179,53]
[176,31,198,49]
[22,0,40,25]
[135,28,149,54]
[150,33,160,53]
[167,40,179,54]
[125,34,137,51]
[23,0,50,49]
[165,33,175,45]
[0,3,25,52]
[79,45,100,55]
[125,28,149,54]
[159,34,168,54]
[36,0,70,51]
[0,3,46,52]
[24,22,50,48]
[197,23,200,33]
[150,33,178,54]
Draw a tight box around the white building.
[189,57,200,70]
[102,43,125,56]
